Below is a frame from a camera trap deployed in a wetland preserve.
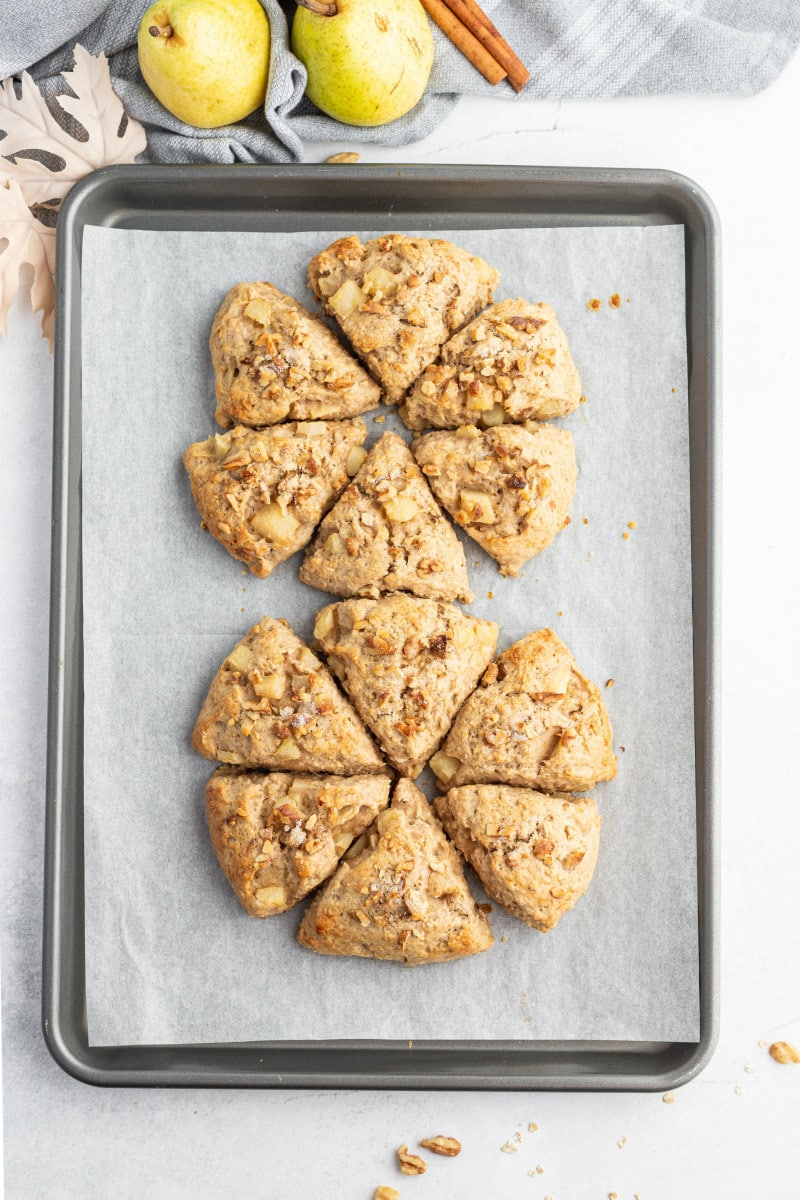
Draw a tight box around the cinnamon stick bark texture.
[441,0,530,91]
[419,0,508,85]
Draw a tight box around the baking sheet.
[81,222,698,1047]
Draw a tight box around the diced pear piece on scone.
[192,615,384,774]
[400,300,582,431]
[412,422,576,577]
[314,596,498,778]
[205,767,391,917]
[434,785,601,932]
[183,418,367,578]
[210,281,381,429]
[297,779,493,964]
[300,431,473,603]
[308,234,499,403]
[430,628,617,792]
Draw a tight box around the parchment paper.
[81,222,699,1046]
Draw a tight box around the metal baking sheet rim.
[43,163,720,1091]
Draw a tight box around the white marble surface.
[2,47,800,1200]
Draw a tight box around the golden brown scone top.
[308,234,499,403]
[210,282,381,428]
[206,768,391,917]
[183,418,367,578]
[400,299,582,431]
[192,615,385,775]
[300,431,473,603]
[314,595,498,778]
[412,421,576,577]
[297,778,493,964]
[431,628,617,792]
[435,785,601,932]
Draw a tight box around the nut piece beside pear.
[291,0,434,127]
[137,0,270,129]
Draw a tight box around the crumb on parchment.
[588,298,602,311]
[662,1091,675,1103]
[609,293,621,308]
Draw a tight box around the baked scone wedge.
[299,431,473,603]
[314,596,498,777]
[431,628,617,792]
[297,779,493,964]
[192,615,384,774]
[183,418,367,578]
[413,422,576,577]
[434,785,601,932]
[308,234,499,403]
[210,282,381,428]
[401,300,582,430]
[206,767,391,916]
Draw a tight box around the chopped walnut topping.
[769,1041,800,1064]
[397,1145,427,1176]
[420,1135,461,1157]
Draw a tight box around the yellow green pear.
[291,0,434,127]
[137,0,270,128]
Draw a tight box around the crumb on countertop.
[588,298,602,311]
[770,1041,800,1063]
[609,293,621,308]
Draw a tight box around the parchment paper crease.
[81,223,699,1046]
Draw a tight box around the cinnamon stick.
[441,0,530,91]
[419,0,507,86]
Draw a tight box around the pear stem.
[295,0,338,15]
[148,22,174,37]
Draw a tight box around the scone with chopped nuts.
[206,767,391,916]
[192,615,384,774]
[431,628,617,792]
[183,418,367,578]
[300,432,473,603]
[434,785,601,931]
[210,282,381,428]
[313,596,498,777]
[412,422,576,577]
[297,779,493,964]
[308,234,499,403]
[400,300,582,431]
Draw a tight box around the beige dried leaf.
[0,44,146,348]
[0,179,57,346]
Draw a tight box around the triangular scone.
[412,422,576,577]
[307,235,499,403]
[206,767,391,917]
[183,418,367,578]
[192,615,384,774]
[297,779,493,964]
[431,628,617,792]
[400,300,582,431]
[210,282,381,429]
[434,785,601,932]
[313,596,498,777]
[299,432,473,603]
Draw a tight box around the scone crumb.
[627,520,636,529]
[477,902,493,914]
[500,1140,518,1154]
[758,1038,768,1048]
[617,1136,627,1149]
[609,1192,619,1199]
[373,415,386,423]
[487,590,494,599]
[769,1041,800,1064]
[609,293,622,308]
[622,532,630,540]
[408,1040,413,1049]
[528,1122,538,1132]
[374,1188,400,1200]
[397,1146,426,1176]
[743,1061,756,1073]
[734,1083,744,1094]
[419,1135,461,1157]
[587,298,602,311]
[515,1131,522,1143]
[325,152,361,163]
[606,678,614,688]
[662,1091,675,1104]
